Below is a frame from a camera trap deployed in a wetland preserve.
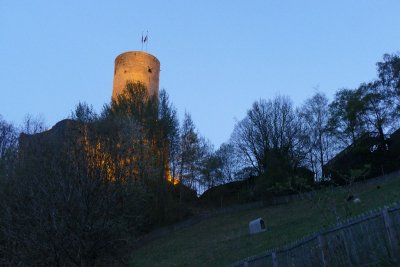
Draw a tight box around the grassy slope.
[131,176,400,267]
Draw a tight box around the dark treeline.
[0,84,198,265]
[201,52,400,203]
[0,52,399,265]
[224,52,400,196]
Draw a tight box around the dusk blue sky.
[1,1,399,147]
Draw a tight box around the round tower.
[112,51,160,100]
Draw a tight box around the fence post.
[318,234,330,267]
[342,227,360,266]
[272,251,279,267]
[381,208,399,262]
[243,261,249,267]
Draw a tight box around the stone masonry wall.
[112,51,160,100]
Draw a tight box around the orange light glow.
[166,170,179,185]
[83,126,180,186]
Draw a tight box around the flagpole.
[141,31,144,51]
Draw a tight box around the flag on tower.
[141,31,149,51]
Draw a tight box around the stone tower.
[112,51,160,100]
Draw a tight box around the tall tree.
[198,140,222,191]
[70,102,98,123]
[158,89,180,184]
[178,112,202,191]
[358,81,396,145]
[299,92,331,179]
[328,88,366,147]
[231,96,303,183]
[110,81,158,126]
[105,82,160,183]
[215,142,238,183]
[377,53,400,110]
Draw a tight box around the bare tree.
[215,142,239,183]
[21,114,47,134]
[299,92,332,179]
[231,96,306,190]
[0,115,18,179]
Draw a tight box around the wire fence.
[230,202,400,267]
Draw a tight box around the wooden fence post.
[272,251,279,267]
[342,228,360,266]
[381,208,399,262]
[318,234,330,267]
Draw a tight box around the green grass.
[131,176,400,267]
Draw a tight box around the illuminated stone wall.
[112,51,160,100]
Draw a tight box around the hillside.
[130,173,400,267]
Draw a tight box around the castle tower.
[112,51,160,100]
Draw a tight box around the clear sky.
[1,1,399,147]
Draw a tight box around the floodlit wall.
[112,51,160,100]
